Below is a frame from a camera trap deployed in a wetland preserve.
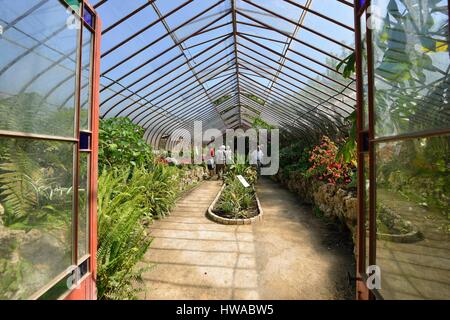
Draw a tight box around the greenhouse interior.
[0,0,449,301]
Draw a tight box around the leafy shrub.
[99,118,154,170]
[279,141,312,169]
[214,160,258,219]
[96,167,152,300]
[305,136,355,185]
[225,158,257,185]
[96,163,199,299]
[0,139,73,228]
[336,111,357,166]
[281,146,311,178]
[127,165,181,221]
[215,178,257,219]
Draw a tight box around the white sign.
[237,175,250,188]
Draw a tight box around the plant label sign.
[237,175,250,188]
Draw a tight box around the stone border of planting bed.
[375,204,422,243]
[206,183,263,225]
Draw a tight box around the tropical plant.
[96,167,152,300]
[336,110,357,166]
[280,141,311,170]
[281,147,312,179]
[0,139,73,227]
[126,165,181,220]
[215,178,257,219]
[225,158,257,185]
[373,0,449,135]
[336,52,356,79]
[99,117,154,171]
[305,136,355,185]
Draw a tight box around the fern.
[0,144,41,225]
[96,168,152,300]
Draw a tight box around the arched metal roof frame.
[93,0,355,145]
[0,0,356,147]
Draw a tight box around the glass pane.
[78,153,89,260]
[363,153,370,270]
[80,27,93,131]
[361,12,369,130]
[83,7,95,28]
[372,0,450,137]
[375,135,450,299]
[0,137,74,299]
[0,0,80,137]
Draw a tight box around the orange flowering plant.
[305,136,355,185]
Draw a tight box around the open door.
[0,0,100,300]
[355,0,450,300]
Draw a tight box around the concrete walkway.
[139,178,354,300]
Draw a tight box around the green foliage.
[215,178,257,219]
[336,52,356,79]
[225,158,257,186]
[96,167,152,300]
[96,163,198,299]
[215,159,258,219]
[99,118,154,171]
[373,0,449,135]
[377,136,449,214]
[305,136,355,185]
[0,140,73,227]
[0,147,40,225]
[313,206,324,219]
[337,111,357,166]
[279,141,312,171]
[0,93,76,137]
[213,95,231,106]
[97,116,208,299]
[126,165,181,220]
[243,93,265,105]
[251,116,275,130]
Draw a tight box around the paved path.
[139,178,354,300]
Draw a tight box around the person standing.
[205,137,216,178]
[250,145,264,176]
[215,145,226,179]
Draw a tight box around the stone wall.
[272,169,357,243]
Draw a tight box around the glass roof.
[1,0,356,147]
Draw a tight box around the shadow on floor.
[139,178,356,300]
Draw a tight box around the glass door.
[356,0,450,300]
[0,0,99,300]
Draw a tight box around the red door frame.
[65,0,101,300]
[354,0,450,300]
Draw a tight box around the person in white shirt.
[215,145,226,179]
[223,145,233,174]
[250,145,264,176]
[225,145,233,165]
